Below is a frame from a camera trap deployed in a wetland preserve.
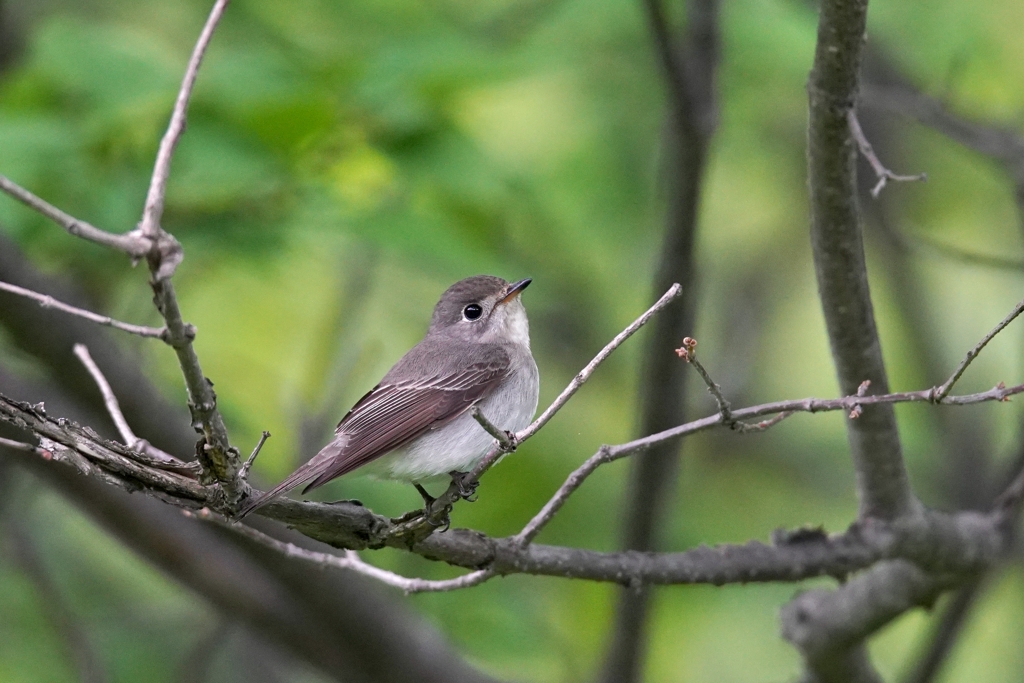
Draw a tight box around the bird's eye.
[463,304,483,321]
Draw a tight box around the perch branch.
[0,392,1013,585]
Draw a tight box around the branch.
[782,560,959,683]
[139,0,230,250]
[807,0,917,522]
[199,510,494,594]
[72,344,186,467]
[900,579,985,683]
[3,379,1018,585]
[0,174,151,259]
[0,435,42,453]
[931,296,1024,402]
[859,83,1024,183]
[133,0,237,490]
[848,109,927,198]
[240,430,271,480]
[0,280,167,339]
[470,407,515,451]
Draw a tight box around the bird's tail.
[234,440,343,519]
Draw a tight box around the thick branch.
[807,0,917,521]
[782,560,959,683]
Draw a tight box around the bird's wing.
[234,343,510,518]
[302,352,510,491]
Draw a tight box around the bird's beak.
[498,278,532,306]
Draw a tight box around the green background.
[1,0,1023,680]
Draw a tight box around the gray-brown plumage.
[237,275,539,518]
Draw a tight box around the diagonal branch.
[139,0,231,249]
[0,280,167,339]
[72,344,185,467]
[848,109,927,198]
[931,296,1024,402]
[0,175,152,259]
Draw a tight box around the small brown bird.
[237,275,539,517]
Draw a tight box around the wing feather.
[235,341,510,518]
[302,356,509,490]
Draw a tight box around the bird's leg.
[448,470,479,502]
[414,483,436,507]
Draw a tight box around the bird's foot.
[504,431,518,451]
[410,483,452,531]
[448,470,479,502]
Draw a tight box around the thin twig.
[0,280,167,339]
[240,431,271,480]
[197,510,494,593]
[72,344,181,465]
[676,337,795,433]
[514,379,1023,546]
[676,337,733,423]
[139,0,231,245]
[849,109,927,198]
[470,407,515,451]
[470,283,683,480]
[0,436,41,453]
[931,297,1024,402]
[0,175,151,259]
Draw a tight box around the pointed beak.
[498,278,531,305]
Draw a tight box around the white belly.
[365,352,540,482]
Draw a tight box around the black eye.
[463,304,483,320]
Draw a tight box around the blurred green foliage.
[2,0,1024,681]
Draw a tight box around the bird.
[236,275,539,518]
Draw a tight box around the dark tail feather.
[234,442,342,519]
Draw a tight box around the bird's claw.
[448,470,479,502]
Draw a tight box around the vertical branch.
[599,1,720,682]
[807,0,917,521]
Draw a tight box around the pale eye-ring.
[463,304,483,321]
